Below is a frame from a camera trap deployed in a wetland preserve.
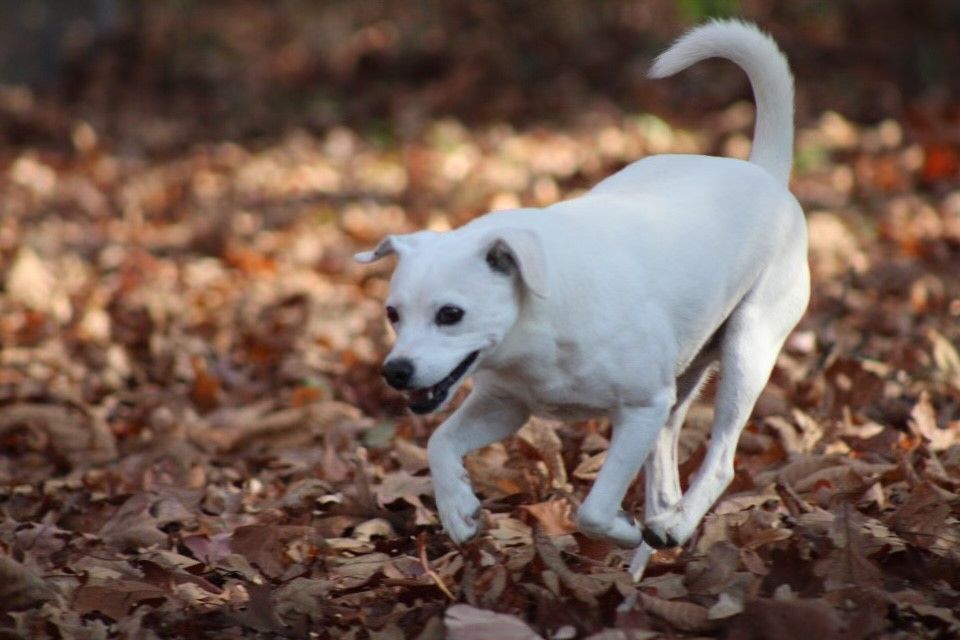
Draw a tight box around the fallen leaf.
[445,604,545,640]
[73,581,168,621]
[273,577,334,624]
[639,592,712,633]
[0,556,57,612]
[329,552,391,589]
[685,541,740,595]
[0,403,117,469]
[230,525,317,578]
[375,469,434,506]
[5,246,71,321]
[910,391,956,451]
[708,590,745,620]
[516,417,568,489]
[522,498,578,536]
[727,597,843,640]
[534,533,629,606]
[815,504,883,590]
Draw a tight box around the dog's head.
[355,224,548,414]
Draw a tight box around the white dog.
[356,20,809,580]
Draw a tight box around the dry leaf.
[639,592,712,633]
[910,391,956,450]
[728,598,843,640]
[445,604,545,640]
[0,556,57,612]
[522,499,578,536]
[573,451,607,481]
[516,417,568,488]
[6,246,72,321]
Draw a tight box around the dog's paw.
[641,526,678,549]
[435,484,482,545]
[642,509,689,549]
[577,508,644,549]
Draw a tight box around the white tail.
[651,20,794,185]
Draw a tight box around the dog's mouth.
[406,350,480,414]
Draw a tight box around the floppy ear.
[354,236,398,263]
[483,228,549,299]
[354,231,437,264]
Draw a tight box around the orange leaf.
[521,499,577,536]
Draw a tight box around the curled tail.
[650,20,794,185]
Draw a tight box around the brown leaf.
[273,577,334,624]
[910,391,956,451]
[929,329,960,390]
[190,355,223,411]
[708,590,746,620]
[74,581,168,621]
[793,464,873,504]
[197,401,364,452]
[534,532,628,606]
[637,572,688,600]
[375,469,433,506]
[5,246,71,320]
[0,556,57,612]
[0,403,117,469]
[886,481,955,552]
[921,143,960,184]
[522,499,577,536]
[684,541,740,595]
[639,592,712,633]
[280,477,333,511]
[98,493,169,550]
[329,552,391,589]
[394,437,429,473]
[584,631,660,640]
[183,533,233,565]
[905,603,960,632]
[728,597,843,640]
[755,454,841,487]
[815,504,882,590]
[464,443,528,499]
[735,508,793,549]
[444,604,545,640]
[515,417,567,488]
[573,533,619,563]
[229,581,286,634]
[230,525,317,578]
[572,451,606,481]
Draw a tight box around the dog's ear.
[483,229,549,299]
[354,236,399,263]
[354,231,435,263]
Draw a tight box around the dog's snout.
[382,358,415,389]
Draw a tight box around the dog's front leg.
[427,388,529,544]
[576,392,672,548]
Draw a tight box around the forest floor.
[2,6,960,639]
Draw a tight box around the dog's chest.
[485,351,619,420]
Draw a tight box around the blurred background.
[1,0,959,469]
[1,0,960,148]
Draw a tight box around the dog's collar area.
[407,350,479,414]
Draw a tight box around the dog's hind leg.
[643,263,808,549]
[576,390,673,548]
[629,358,716,580]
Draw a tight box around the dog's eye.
[386,306,400,324]
[435,305,464,326]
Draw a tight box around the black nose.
[382,358,415,390]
